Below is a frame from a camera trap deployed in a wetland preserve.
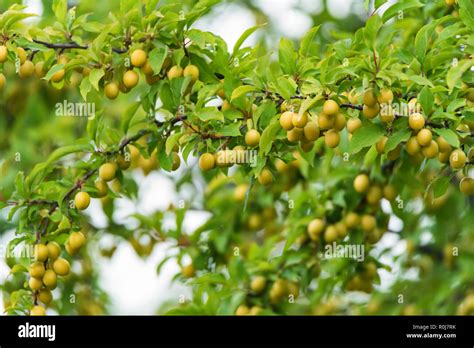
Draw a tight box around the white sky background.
[1,0,407,315]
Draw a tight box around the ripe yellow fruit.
[30,305,46,316]
[58,55,68,65]
[42,270,57,290]
[363,103,380,119]
[408,113,425,130]
[280,111,295,130]
[17,47,27,64]
[324,129,340,148]
[248,214,262,230]
[38,289,52,305]
[141,60,154,75]
[459,177,474,195]
[366,186,383,205]
[181,264,195,278]
[361,214,376,232]
[258,168,273,186]
[467,90,474,102]
[51,68,65,82]
[35,61,45,78]
[29,277,43,291]
[0,45,7,62]
[345,212,360,228]
[94,180,109,198]
[303,121,320,141]
[335,222,348,238]
[307,218,325,241]
[416,128,432,147]
[353,174,370,193]
[0,73,5,90]
[74,191,90,210]
[332,113,346,131]
[245,129,261,147]
[269,280,287,304]
[68,231,86,250]
[19,61,34,78]
[199,153,215,171]
[387,144,401,160]
[449,149,466,169]
[123,70,139,89]
[167,65,183,80]
[380,105,395,123]
[377,88,394,104]
[363,89,377,106]
[406,136,420,155]
[53,258,70,276]
[287,127,303,142]
[436,136,451,153]
[34,244,49,262]
[117,153,131,170]
[29,262,45,279]
[171,152,181,171]
[317,113,334,130]
[292,112,308,128]
[324,225,338,243]
[236,305,250,316]
[130,49,147,67]
[323,99,339,116]
[376,136,388,154]
[105,82,119,99]
[183,64,199,82]
[383,185,397,201]
[46,242,60,260]
[421,140,439,158]
[445,0,455,5]
[234,184,248,201]
[438,151,450,163]
[347,118,362,133]
[99,163,117,182]
[250,276,267,293]
[249,306,263,316]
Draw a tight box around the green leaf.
[121,102,141,134]
[433,128,459,148]
[429,176,450,199]
[215,123,241,137]
[259,119,281,156]
[418,86,434,115]
[349,121,385,154]
[385,128,411,152]
[446,98,466,113]
[79,76,92,101]
[194,107,224,122]
[407,74,434,87]
[52,0,67,23]
[364,15,383,49]
[382,0,423,22]
[458,0,474,28]
[279,38,297,75]
[232,24,264,56]
[414,22,435,63]
[446,59,473,93]
[230,85,256,102]
[89,69,105,91]
[165,132,181,155]
[299,26,320,57]
[43,64,65,81]
[275,77,297,101]
[149,44,168,75]
[298,96,322,117]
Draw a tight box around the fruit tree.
[0,0,473,316]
